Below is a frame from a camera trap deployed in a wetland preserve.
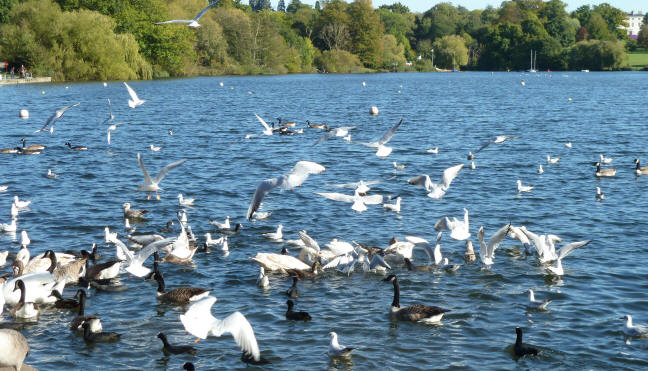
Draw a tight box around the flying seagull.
[34,102,80,133]
[101,98,114,125]
[137,152,187,200]
[468,135,518,159]
[247,161,325,219]
[155,2,218,28]
[408,163,464,200]
[359,118,403,158]
[107,123,122,145]
[254,113,273,136]
[124,82,145,108]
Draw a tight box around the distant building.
[620,11,644,38]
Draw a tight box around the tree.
[320,22,349,50]
[571,5,591,26]
[314,1,320,11]
[587,13,610,40]
[568,39,626,70]
[380,34,406,69]
[639,25,648,49]
[347,0,384,68]
[0,0,18,23]
[415,3,461,41]
[277,0,285,12]
[432,34,468,68]
[477,22,526,70]
[592,3,627,39]
[317,49,364,73]
[250,0,271,12]
[287,0,309,13]
[576,26,589,41]
[539,0,575,47]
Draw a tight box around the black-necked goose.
[83,252,121,281]
[10,280,39,320]
[383,275,450,323]
[306,120,328,130]
[595,162,616,177]
[50,289,81,309]
[634,158,648,175]
[65,142,87,151]
[154,271,210,304]
[69,289,101,332]
[16,147,41,155]
[514,327,538,357]
[285,276,299,298]
[0,147,20,154]
[21,138,45,150]
[0,328,30,370]
[285,299,311,321]
[403,258,431,272]
[81,321,120,343]
[277,117,296,127]
[156,332,196,355]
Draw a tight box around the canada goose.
[10,280,39,320]
[154,271,209,304]
[50,289,81,309]
[328,332,354,357]
[383,275,450,323]
[157,332,196,355]
[83,255,121,281]
[621,315,648,337]
[403,258,431,272]
[285,276,299,298]
[122,202,148,219]
[514,327,538,357]
[277,117,296,127]
[527,289,551,310]
[20,138,45,150]
[0,147,20,154]
[81,321,120,343]
[0,329,29,371]
[595,162,616,177]
[634,158,648,175]
[306,120,328,130]
[65,142,87,151]
[69,290,100,332]
[16,147,41,155]
[285,299,311,321]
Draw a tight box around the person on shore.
[20,64,25,78]
[10,66,14,78]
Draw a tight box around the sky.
[274,0,644,13]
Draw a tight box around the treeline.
[0,0,639,80]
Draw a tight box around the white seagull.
[246,161,325,219]
[408,163,464,200]
[621,315,648,337]
[383,197,401,213]
[34,102,80,133]
[101,98,115,125]
[106,123,121,145]
[600,153,613,164]
[177,193,195,206]
[150,144,162,152]
[136,153,187,200]
[517,179,534,193]
[328,332,354,356]
[13,196,31,209]
[434,208,470,240]
[359,118,403,158]
[545,239,591,276]
[316,189,383,214]
[546,155,560,164]
[209,216,230,230]
[124,82,145,108]
[47,169,59,179]
[154,2,218,28]
[528,289,551,310]
[254,113,273,136]
[477,224,511,267]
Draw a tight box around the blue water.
[1,72,648,370]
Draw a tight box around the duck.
[154,271,210,304]
[81,321,120,343]
[595,162,616,177]
[123,202,148,220]
[382,275,450,323]
[0,329,30,371]
[514,327,538,357]
[285,276,299,298]
[157,332,196,355]
[262,225,283,241]
[65,142,87,151]
[634,158,648,175]
[328,331,354,357]
[621,315,648,337]
[10,280,39,320]
[69,289,101,332]
[527,289,551,310]
[596,187,604,200]
[177,193,195,206]
[285,299,311,321]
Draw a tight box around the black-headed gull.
[137,153,187,200]
[155,2,218,28]
[34,102,80,133]
[124,82,145,108]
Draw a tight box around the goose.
[251,253,311,273]
[517,179,533,193]
[538,164,544,174]
[0,147,19,154]
[154,271,210,304]
[527,289,551,310]
[328,332,354,357]
[65,142,87,151]
[180,295,264,364]
[154,1,218,28]
[247,160,325,219]
[256,267,269,288]
[306,120,328,129]
[359,118,403,159]
[383,197,401,213]
[20,138,45,151]
[621,315,648,337]
[600,153,613,164]
[177,193,195,206]
[241,351,271,365]
[34,102,80,133]
[634,158,648,175]
[277,117,296,127]
[0,219,16,233]
[5,261,64,305]
[123,202,148,219]
[70,289,101,332]
[136,153,187,200]
[254,113,273,136]
[150,144,162,152]
[285,260,322,279]
[16,147,41,155]
[545,240,591,276]
[478,224,511,268]
[383,275,450,323]
[0,329,29,371]
[157,332,196,355]
[514,327,538,357]
[393,161,406,171]
[13,196,31,209]
[285,299,311,321]
[409,163,464,200]
[81,321,120,343]
[10,280,39,320]
[209,216,230,230]
[123,82,145,108]
[46,169,59,179]
[595,162,616,177]
[50,289,82,309]
[403,258,431,272]
[434,208,470,240]
[262,225,283,241]
[285,276,299,298]
[83,256,121,281]
[23,250,61,274]
[464,240,476,262]
[596,187,604,200]
[546,155,560,164]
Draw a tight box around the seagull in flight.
[124,82,145,108]
[316,189,383,213]
[408,163,464,200]
[137,152,187,200]
[35,102,80,133]
[247,161,325,219]
[107,123,122,145]
[155,2,218,28]
[101,98,114,125]
[254,113,273,136]
[478,223,511,268]
[469,135,518,158]
[359,118,403,158]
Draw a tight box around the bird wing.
[155,19,192,24]
[137,153,153,185]
[408,174,432,191]
[478,226,488,261]
[153,158,188,184]
[254,113,271,132]
[282,161,325,189]
[133,237,176,265]
[194,1,218,21]
[369,254,391,270]
[405,236,429,245]
[557,240,591,260]
[109,236,134,263]
[315,130,337,145]
[211,311,261,362]
[440,164,464,189]
[487,223,511,259]
[378,118,403,145]
[434,216,449,231]
[36,102,80,133]
[298,231,320,252]
[474,138,494,154]
[361,194,383,205]
[180,296,218,339]
[519,227,546,257]
[315,192,354,203]
[247,177,284,220]
[123,82,140,102]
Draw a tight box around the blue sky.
[275,1,643,13]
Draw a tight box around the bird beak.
[194,338,201,344]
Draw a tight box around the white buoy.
[219,82,224,87]
[103,82,107,87]
[369,106,379,115]
[19,109,29,118]
[362,81,366,87]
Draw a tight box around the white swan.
[124,82,145,108]
[408,163,464,200]
[137,153,187,200]
[251,253,311,273]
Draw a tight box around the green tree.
[638,25,648,49]
[380,34,406,69]
[592,3,627,39]
[477,22,526,70]
[568,39,626,70]
[571,5,591,26]
[314,0,320,11]
[587,13,610,40]
[316,49,364,73]
[0,0,18,23]
[498,1,523,24]
[347,0,384,68]
[287,0,309,13]
[313,0,349,50]
[415,3,461,41]
[432,34,468,68]
[277,0,285,12]
[378,5,415,60]
[539,0,575,47]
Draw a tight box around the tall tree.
[432,34,468,68]
[315,1,320,11]
[347,0,384,68]
[539,0,575,47]
[277,0,285,12]
[592,3,627,38]
[639,25,648,49]
[0,0,18,23]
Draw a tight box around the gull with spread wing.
[34,102,80,133]
[359,118,403,158]
[124,82,145,108]
[155,2,218,28]
[545,239,591,276]
[434,208,470,240]
[254,113,273,136]
[408,163,464,200]
[108,234,176,277]
[478,224,511,268]
[247,161,325,219]
[137,153,187,200]
[316,189,383,213]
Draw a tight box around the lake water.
[1,71,647,370]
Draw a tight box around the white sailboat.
[527,50,537,73]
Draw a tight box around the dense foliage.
[0,0,636,80]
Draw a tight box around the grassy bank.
[627,52,648,70]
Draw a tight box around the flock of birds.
[1,77,647,370]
